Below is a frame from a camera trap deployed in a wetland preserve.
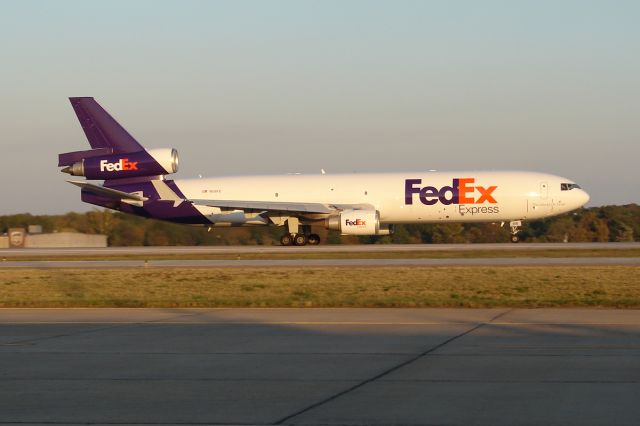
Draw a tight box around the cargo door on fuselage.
[540,182,549,199]
[530,181,553,215]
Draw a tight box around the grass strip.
[1,266,639,308]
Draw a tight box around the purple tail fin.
[60,98,179,180]
[69,97,144,153]
[59,97,147,167]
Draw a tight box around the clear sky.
[0,0,638,214]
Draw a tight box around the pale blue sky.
[0,0,638,214]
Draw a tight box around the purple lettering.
[419,186,438,205]
[404,179,422,205]
[438,178,459,205]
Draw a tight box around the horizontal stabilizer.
[190,199,334,214]
[67,180,147,202]
[58,147,113,167]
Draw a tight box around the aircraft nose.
[577,189,590,207]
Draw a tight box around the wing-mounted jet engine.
[325,209,393,236]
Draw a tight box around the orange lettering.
[458,178,475,204]
[476,186,497,204]
[122,159,139,171]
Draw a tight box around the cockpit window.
[561,183,581,191]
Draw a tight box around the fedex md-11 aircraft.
[59,98,589,245]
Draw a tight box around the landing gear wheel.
[509,220,522,244]
[307,234,321,245]
[293,234,308,246]
[280,233,294,246]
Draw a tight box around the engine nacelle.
[62,148,179,180]
[326,209,391,235]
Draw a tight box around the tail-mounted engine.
[325,209,394,235]
[61,148,179,180]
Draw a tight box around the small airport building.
[0,227,107,249]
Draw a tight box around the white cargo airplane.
[60,98,590,245]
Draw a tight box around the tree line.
[1,204,638,246]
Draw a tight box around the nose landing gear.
[509,220,522,243]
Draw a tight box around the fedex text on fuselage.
[405,178,497,206]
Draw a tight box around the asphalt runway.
[1,257,639,268]
[1,308,639,425]
[1,241,638,257]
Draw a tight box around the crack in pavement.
[273,308,513,425]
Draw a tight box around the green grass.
[1,266,639,308]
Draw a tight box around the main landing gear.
[280,220,320,246]
[509,220,522,243]
[280,232,320,246]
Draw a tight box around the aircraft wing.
[189,199,337,214]
[68,180,372,214]
[67,180,148,202]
